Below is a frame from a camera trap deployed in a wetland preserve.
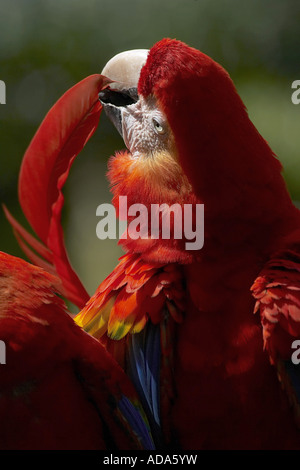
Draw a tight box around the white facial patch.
[121,97,173,158]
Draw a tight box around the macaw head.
[99,42,194,215]
[99,38,293,259]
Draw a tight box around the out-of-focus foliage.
[0,0,299,302]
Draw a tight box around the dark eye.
[152,118,165,135]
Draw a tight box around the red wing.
[4,75,110,309]
[74,252,186,446]
[251,248,300,362]
[251,239,300,427]
[75,252,185,341]
[0,251,153,450]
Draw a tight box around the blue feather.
[126,321,162,445]
[117,395,155,450]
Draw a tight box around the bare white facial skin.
[100,48,176,160]
[121,96,174,159]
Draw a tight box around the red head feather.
[137,38,297,252]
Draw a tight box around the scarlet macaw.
[6,39,300,449]
[0,251,154,449]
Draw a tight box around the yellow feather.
[74,295,116,339]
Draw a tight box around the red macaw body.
[77,39,300,449]
[5,39,300,449]
[0,251,153,449]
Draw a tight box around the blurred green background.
[0,0,299,309]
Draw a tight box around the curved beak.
[99,49,149,136]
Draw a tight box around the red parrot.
[0,251,153,450]
[5,39,300,449]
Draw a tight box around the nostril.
[99,88,137,107]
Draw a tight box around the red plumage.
[76,253,185,343]
[84,39,300,448]
[0,252,151,450]
[137,39,300,448]
[5,38,300,449]
[4,74,111,309]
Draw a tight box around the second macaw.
[0,251,153,450]
[6,39,300,449]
